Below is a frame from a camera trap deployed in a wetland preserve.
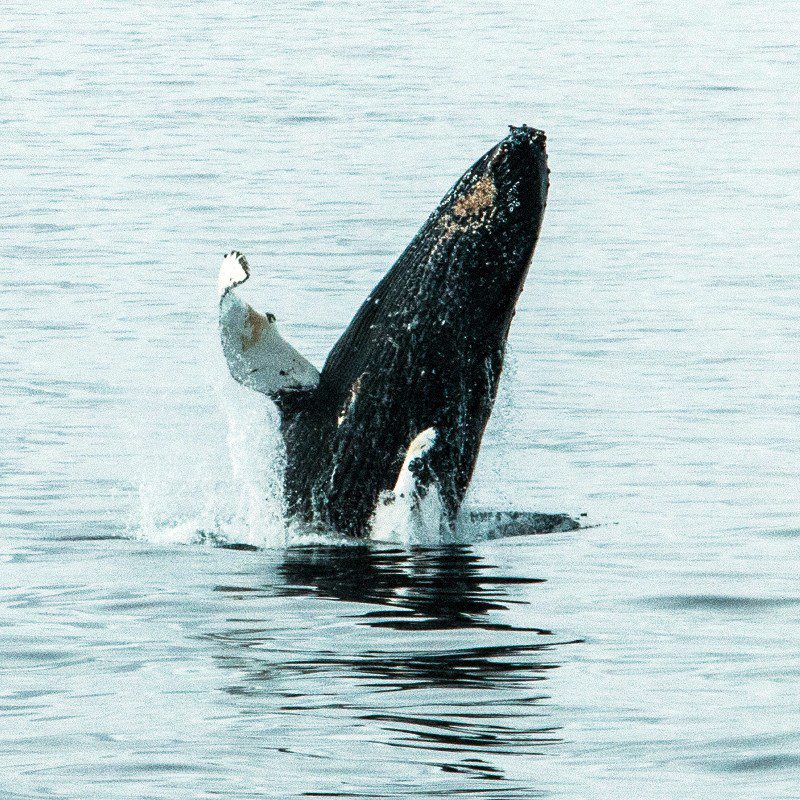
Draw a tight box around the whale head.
[426,124,549,332]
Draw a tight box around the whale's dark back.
[279,127,549,537]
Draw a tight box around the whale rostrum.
[219,126,568,539]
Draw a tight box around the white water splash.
[135,382,289,548]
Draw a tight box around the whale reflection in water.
[205,545,581,797]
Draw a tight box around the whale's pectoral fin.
[218,251,320,399]
[457,509,581,540]
[371,428,448,543]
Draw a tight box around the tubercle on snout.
[508,123,547,145]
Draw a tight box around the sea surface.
[2,1,799,798]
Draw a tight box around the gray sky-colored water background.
[1,1,799,798]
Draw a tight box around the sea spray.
[134,381,287,547]
[220,384,287,547]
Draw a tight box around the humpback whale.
[219,126,572,540]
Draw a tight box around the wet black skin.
[277,126,550,537]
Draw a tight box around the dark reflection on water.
[278,545,550,632]
[206,546,579,797]
[285,641,562,692]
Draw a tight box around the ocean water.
[2,1,799,797]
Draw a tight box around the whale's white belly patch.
[370,428,448,544]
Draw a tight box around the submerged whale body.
[219,126,573,540]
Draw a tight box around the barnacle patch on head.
[452,176,497,217]
[437,176,497,241]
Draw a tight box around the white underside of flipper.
[218,251,320,398]
[370,428,450,545]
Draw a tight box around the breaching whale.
[219,126,575,540]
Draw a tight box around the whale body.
[219,126,558,539]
